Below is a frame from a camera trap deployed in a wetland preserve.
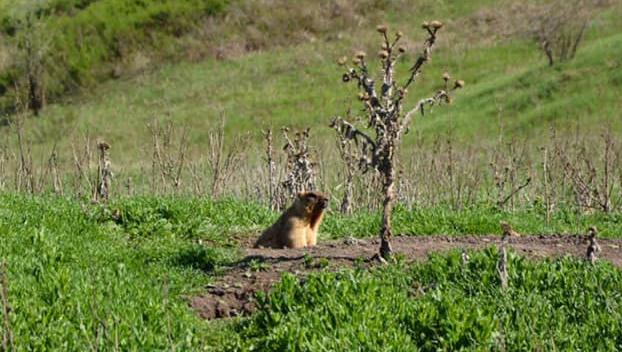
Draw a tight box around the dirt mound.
[189,235,622,320]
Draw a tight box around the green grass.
[2,1,622,349]
[0,0,227,111]
[228,250,622,351]
[7,2,620,170]
[0,195,237,350]
[1,195,621,350]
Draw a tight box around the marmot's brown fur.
[500,222,521,240]
[254,192,329,249]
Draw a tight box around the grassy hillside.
[4,1,621,171]
[0,0,227,111]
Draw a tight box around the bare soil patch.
[189,234,622,320]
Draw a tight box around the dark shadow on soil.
[171,246,235,273]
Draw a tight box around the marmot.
[500,222,521,240]
[254,192,329,249]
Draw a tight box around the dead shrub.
[331,22,463,258]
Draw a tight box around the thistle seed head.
[97,141,110,150]
[430,20,443,29]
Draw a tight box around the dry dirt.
[189,234,622,320]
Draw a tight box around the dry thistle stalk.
[586,226,600,264]
[334,113,359,214]
[557,131,619,213]
[263,128,278,210]
[279,127,316,209]
[93,141,112,203]
[497,232,509,291]
[15,12,49,116]
[540,146,552,225]
[206,115,245,199]
[71,135,95,198]
[148,120,188,194]
[0,145,7,192]
[48,146,63,195]
[490,140,532,210]
[331,22,463,259]
[12,112,35,194]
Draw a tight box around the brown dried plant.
[0,144,8,192]
[13,12,50,116]
[464,0,609,66]
[497,232,509,291]
[528,0,593,66]
[11,111,35,194]
[93,141,112,203]
[557,130,619,213]
[46,145,63,195]
[148,120,188,194]
[490,140,532,211]
[206,115,246,199]
[277,127,317,210]
[331,22,463,259]
[71,134,99,199]
[263,128,278,210]
[334,110,359,215]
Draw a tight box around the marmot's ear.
[297,192,306,198]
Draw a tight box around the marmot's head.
[293,191,329,217]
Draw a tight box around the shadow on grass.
[171,245,237,273]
